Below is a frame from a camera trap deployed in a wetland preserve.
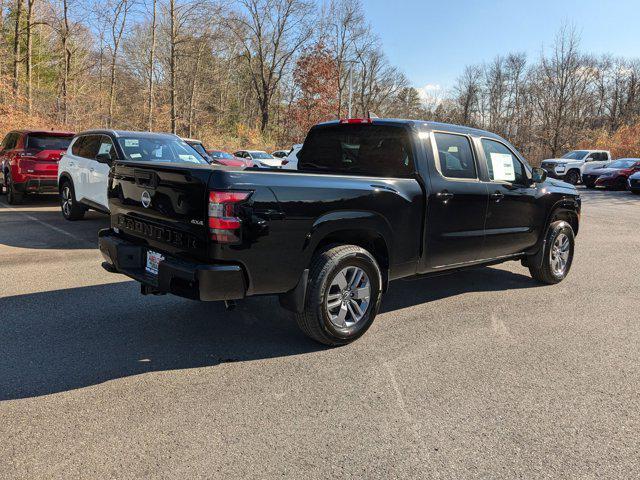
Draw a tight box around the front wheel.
[528,221,575,284]
[564,170,580,185]
[296,245,383,346]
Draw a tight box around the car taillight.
[208,190,251,243]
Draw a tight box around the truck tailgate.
[109,161,213,262]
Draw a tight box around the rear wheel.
[564,170,580,185]
[616,177,628,191]
[60,180,86,220]
[528,221,575,284]
[296,245,383,346]
[5,172,23,204]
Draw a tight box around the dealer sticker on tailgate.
[145,250,164,275]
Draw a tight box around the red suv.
[0,130,75,204]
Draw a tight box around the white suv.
[58,131,115,219]
[58,130,205,220]
[540,150,611,185]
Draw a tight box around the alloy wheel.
[550,233,570,276]
[326,266,371,329]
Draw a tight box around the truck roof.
[317,118,506,141]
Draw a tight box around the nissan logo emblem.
[141,190,152,208]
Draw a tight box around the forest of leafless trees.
[1,0,640,160]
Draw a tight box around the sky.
[364,0,640,98]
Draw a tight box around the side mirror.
[532,167,547,184]
[95,152,112,164]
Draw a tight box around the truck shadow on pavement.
[0,266,538,401]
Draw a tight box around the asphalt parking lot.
[1,188,639,479]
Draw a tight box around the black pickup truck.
[99,119,581,345]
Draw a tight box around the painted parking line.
[0,200,89,245]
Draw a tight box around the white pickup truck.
[540,150,611,185]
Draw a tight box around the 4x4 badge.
[141,190,151,208]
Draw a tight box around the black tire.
[528,220,575,285]
[5,172,23,204]
[564,170,580,185]
[585,184,596,189]
[296,245,383,346]
[59,179,86,220]
[616,177,628,191]
[632,189,640,195]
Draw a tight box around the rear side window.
[79,135,101,159]
[433,133,477,179]
[26,133,73,151]
[71,137,85,156]
[298,125,414,177]
[2,133,19,150]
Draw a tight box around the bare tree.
[229,0,314,132]
[146,0,157,130]
[104,0,133,127]
[12,0,23,96]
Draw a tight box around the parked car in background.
[58,130,204,220]
[281,144,302,170]
[99,118,580,346]
[0,130,74,204]
[541,150,611,185]
[589,159,640,190]
[628,171,640,194]
[234,150,282,168]
[271,150,289,158]
[208,150,253,167]
[183,138,212,162]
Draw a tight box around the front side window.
[481,138,528,185]
[432,132,477,179]
[299,125,414,177]
[97,136,117,158]
[561,150,588,160]
[117,136,207,164]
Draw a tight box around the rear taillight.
[208,190,251,243]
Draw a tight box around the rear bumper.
[98,229,246,301]
[13,178,57,193]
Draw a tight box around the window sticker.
[490,152,515,181]
[130,153,142,159]
[98,143,112,155]
[124,139,139,147]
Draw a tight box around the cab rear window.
[298,125,414,177]
[26,134,73,151]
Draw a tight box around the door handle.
[436,191,454,203]
[490,191,505,202]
